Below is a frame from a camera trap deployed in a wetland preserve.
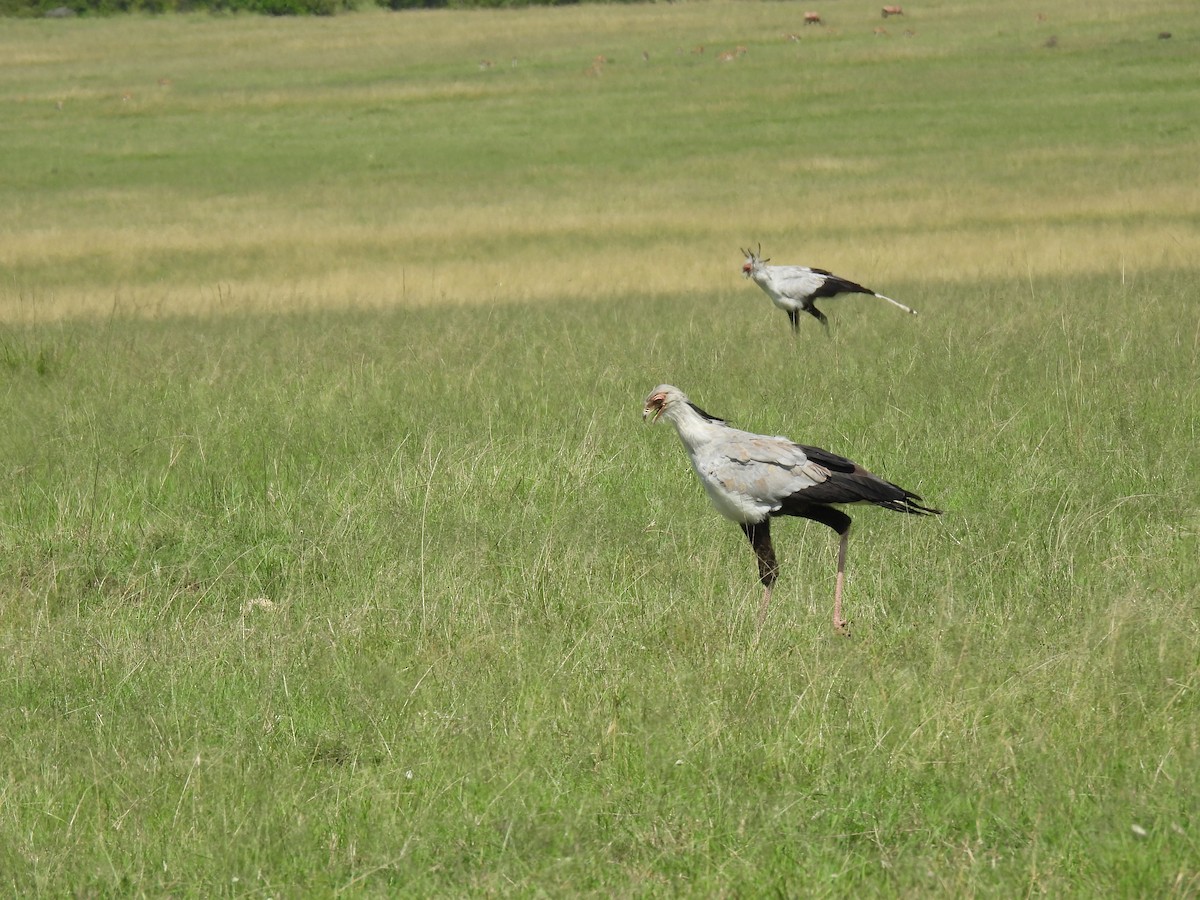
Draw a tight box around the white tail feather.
[874,293,917,315]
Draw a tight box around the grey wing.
[704,434,831,509]
[769,266,828,299]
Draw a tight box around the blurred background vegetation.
[4,0,605,21]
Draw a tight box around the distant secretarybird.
[643,385,939,635]
[741,247,917,334]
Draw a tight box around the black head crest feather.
[741,243,769,263]
[687,400,727,425]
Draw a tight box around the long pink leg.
[833,528,851,635]
[755,586,773,639]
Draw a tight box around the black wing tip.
[886,494,942,516]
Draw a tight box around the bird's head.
[643,385,680,423]
[644,385,726,425]
[740,244,768,277]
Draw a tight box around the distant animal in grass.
[882,5,904,17]
[804,12,822,25]
[740,246,917,334]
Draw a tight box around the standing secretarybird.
[643,385,939,635]
[741,246,917,334]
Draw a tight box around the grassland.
[2,0,1199,896]
[2,0,1198,318]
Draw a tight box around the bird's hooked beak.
[643,391,668,423]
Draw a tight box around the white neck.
[663,401,723,452]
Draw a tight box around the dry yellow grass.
[5,212,1193,321]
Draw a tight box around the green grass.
[4,278,1198,895]
[2,1,1199,895]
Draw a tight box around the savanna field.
[1,0,1198,894]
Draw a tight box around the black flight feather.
[809,269,874,300]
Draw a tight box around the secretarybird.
[643,385,939,635]
[741,246,917,334]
